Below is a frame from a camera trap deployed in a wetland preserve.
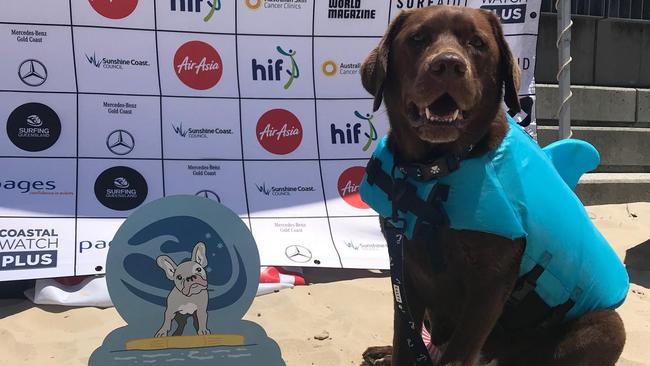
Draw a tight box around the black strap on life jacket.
[365,155,457,365]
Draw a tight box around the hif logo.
[88,0,139,20]
[330,111,377,151]
[338,166,369,209]
[256,108,303,155]
[251,46,299,90]
[171,0,221,22]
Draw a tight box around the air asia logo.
[174,40,223,90]
[106,129,135,155]
[255,182,315,196]
[256,108,303,155]
[18,59,47,87]
[328,0,376,19]
[0,228,58,271]
[330,111,377,151]
[172,122,233,138]
[480,1,531,23]
[94,166,148,211]
[251,46,299,90]
[171,0,221,22]
[395,0,468,8]
[321,59,360,77]
[7,103,61,152]
[245,0,305,10]
[88,0,139,19]
[338,166,369,209]
[85,52,151,69]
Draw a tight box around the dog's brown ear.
[361,11,411,112]
[485,11,521,114]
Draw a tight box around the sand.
[0,202,649,366]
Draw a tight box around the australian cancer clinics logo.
[245,0,305,10]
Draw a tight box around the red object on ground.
[259,266,305,286]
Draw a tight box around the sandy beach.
[1,202,649,366]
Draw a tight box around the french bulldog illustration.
[155,242,210,337]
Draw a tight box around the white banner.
[0,0,541,281]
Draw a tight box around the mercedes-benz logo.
[196,190,221,202]
[106,129,135,155]
[285,245,313,263]
[18,59,47,87]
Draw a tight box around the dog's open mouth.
[408,93,464,126]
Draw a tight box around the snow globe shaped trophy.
[90,195,284,365]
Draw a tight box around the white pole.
[556,0,573,139]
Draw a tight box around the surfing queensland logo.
[6,102,61,152]
[88,0,139,19]
[174,40,223,90]
[94,166,148,211]
[338,166,369,209]
[251,46,299,90]
[256,108,303,155]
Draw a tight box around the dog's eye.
[410,34,425,45]
[176,275,182,280]
[196,267,202,272]
[469,36,485,48]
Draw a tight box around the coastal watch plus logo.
[338,166,369,209]
[174,41,223,90]
[171,0,221,22]
[330,111,377,151]
[89,0,139,19]
[252,46,299,90]
[256,109,303,155]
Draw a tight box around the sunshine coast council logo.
[251,46,299,90]
[338,166,369,209]
[85,52,150,70]
[174,40,223,90]
[256,109,303,155]
[88,0,139,19]
[255,182,315,197]
[172,122,234,139]
[171,0,221,22]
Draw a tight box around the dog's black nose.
[429,53,467,79]
[186,275,197,282]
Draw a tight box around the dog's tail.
[542,139,600,191]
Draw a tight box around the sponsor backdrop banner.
[0,0,540,281]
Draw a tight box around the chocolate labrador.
[360,6,626,366]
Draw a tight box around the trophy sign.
[90,195,284,365]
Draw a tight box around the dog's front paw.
[155,328,169,337]
[362,346,392,366]
[198,328,211,335]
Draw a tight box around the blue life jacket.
[360,115,629,320]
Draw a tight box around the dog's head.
[157,242,208,297]
[361,6,520,160]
